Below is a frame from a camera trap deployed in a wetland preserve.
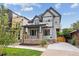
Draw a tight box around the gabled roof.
[8,9,29,21]
[41,7,61,17]
[8,7,61,23]
[49,7,61,16]
[20,16,29,20]
[70,29,79,34]
[31,7,61,23]
[32,15,40,21]
[31,15,42,23]
[8,9,21,17]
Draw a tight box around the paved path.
[42,42,79,56]
[47,42,79,51]
[8,45,46,52]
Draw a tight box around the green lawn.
[4,47,42,56]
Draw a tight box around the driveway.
[42,42,79,56]
[47,42,79,51]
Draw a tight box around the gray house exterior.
[20,7,61,44]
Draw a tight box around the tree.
[62,28,72,37]
[0,4,19,55]
[62,28,73,42]
[57,31,63,36]
[71,21,79,30]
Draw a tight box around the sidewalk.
[8,45,46,52]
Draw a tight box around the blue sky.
[4,3,79,29]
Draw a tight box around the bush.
[71,36,76,45]
[57,36,66,42]
[40,40,47,47]
[57,32,63,37]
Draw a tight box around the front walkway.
[8,45,46,52]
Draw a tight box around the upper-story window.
[22,19,23,21]
[48,19,50,22]
[17,16,19,18]
[43,16,52,23]
[34,18,39,24]
[44,19,50,22]
[55,21,57,24]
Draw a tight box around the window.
[43,29,50,36]
[48,19,50,22]
[30,30,36,36]
[22,19,23,21]
[17,16,19,18]
[55,21,57,24]
[34,19,39,24]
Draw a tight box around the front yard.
[3,47,42,56]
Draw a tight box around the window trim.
[30,29,37,36]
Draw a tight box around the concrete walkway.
[8,45,46,52]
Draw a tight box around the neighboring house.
[70,30,79,47]
[7,9,29,40]
[8,9,29,28]
[20,7,61,44]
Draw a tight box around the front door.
[29,29,37,39]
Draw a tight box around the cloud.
[55,3,61,9]
[9,3,41,12]
[71,3,79,8]
[20,3,41,12]
[63,12,75,16]
[21,3,41,7]
[21,7,33,11]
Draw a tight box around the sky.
[4,3,79,29]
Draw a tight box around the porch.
[20,24,46,44]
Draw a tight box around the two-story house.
[20,7,61,44]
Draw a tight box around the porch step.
[22,39,41,44]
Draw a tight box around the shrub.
[57,36,66,42]
[57,32,63,37]
[40,40,47,47]
[70,36,76,45]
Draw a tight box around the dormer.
[32,15,40,25]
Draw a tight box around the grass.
[3,47,42,56]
